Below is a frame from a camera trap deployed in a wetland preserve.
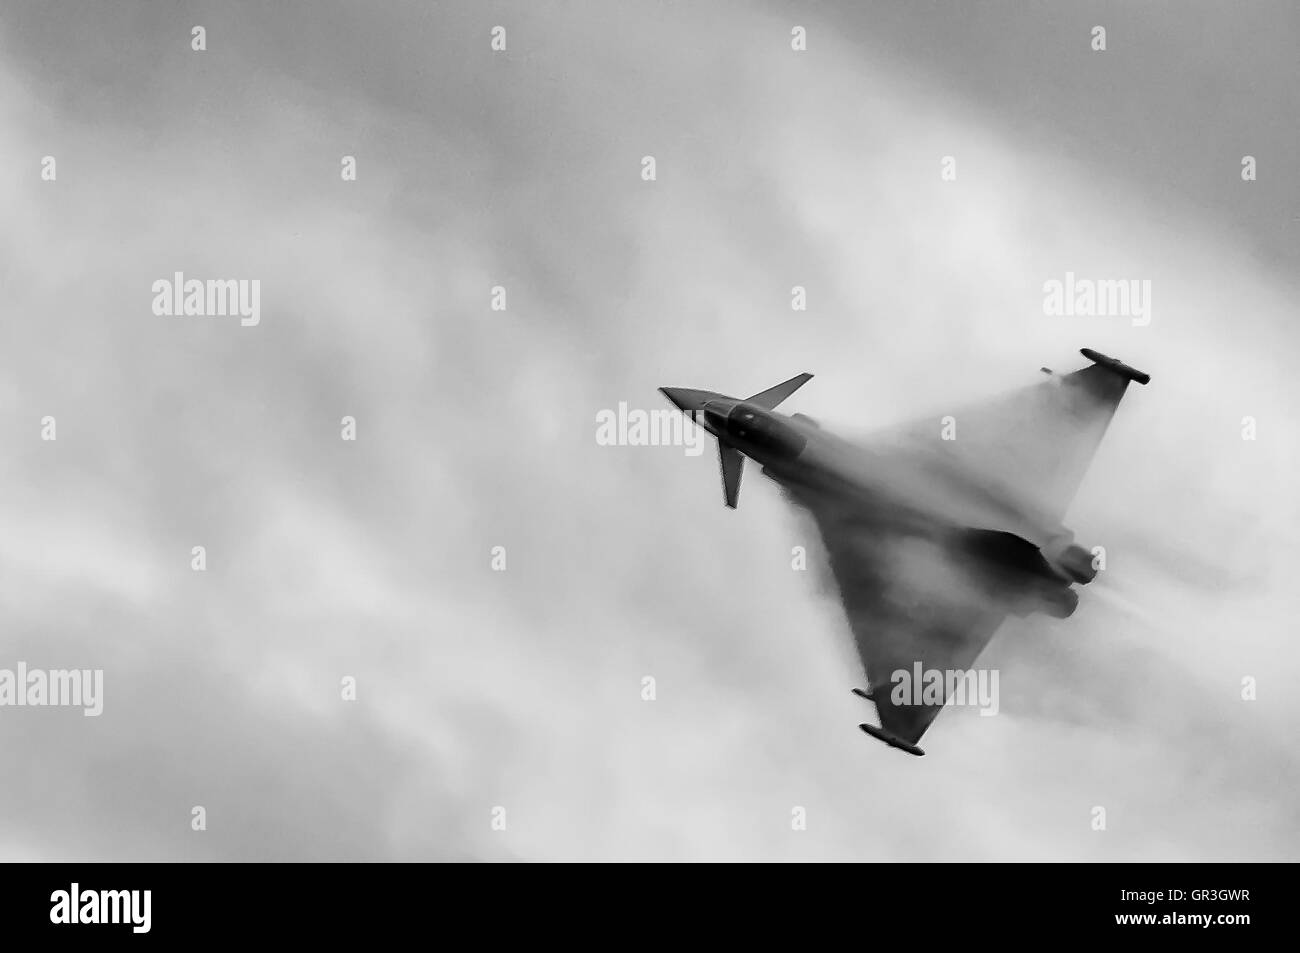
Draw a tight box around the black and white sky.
[1,1,1297,861]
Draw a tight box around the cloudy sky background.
[1,0,1297,860]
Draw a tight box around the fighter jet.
[659,348,1150,756]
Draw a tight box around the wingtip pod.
[1079,348,1151,385]
[859,723,925,757]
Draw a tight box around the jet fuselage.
[692,395,1070,553]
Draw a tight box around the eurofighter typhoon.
[660,349,1150,756]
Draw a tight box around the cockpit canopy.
[709,401,806,459]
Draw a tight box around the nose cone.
[658,387,718,413]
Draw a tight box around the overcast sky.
[1,1,1296,861]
